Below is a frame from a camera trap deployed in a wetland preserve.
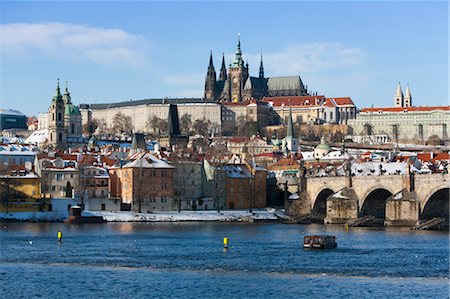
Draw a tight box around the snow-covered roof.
[25,129,48,145]
[123,152,174,169]
[221,165,252,178]
[0,143,38,156]
[351,161,407,176]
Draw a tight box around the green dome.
[65,104,80,115]
[316,136,330,150]
[272,138,281,146]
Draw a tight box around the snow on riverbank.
[0,209,287,222]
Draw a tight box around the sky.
[0,1,448,116]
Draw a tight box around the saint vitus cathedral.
[204,35,310,102]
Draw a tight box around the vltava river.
[0,222,448,298]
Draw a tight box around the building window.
[101,203,106,211]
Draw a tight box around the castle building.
[37,80,83,148]
[205,35,309,103]
[348,84,449,143]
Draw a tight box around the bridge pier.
[385,189,419,227]
[324,187,358,224]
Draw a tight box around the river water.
[0,222,448,298]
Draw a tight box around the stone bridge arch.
[360,188,393,222]
[352,176,403,209]
[312,188,335,222]
[307,176,348,210]
[414,174,449,213]
[421,187,449,221]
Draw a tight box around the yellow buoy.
[223,237,228,249]
[57,231,62,242]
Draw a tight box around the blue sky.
[1,1,448,116]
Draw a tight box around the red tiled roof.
[331,97,354,106]
[417,152,449,163]
[79,154,115,167]
[228,137,249,143]
[361,106,450,113]
[262,96,325,107]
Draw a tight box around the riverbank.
[0,209,289,222]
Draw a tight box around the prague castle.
[204,35,309,102]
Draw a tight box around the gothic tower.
[48,79,68,148]
[394,82,404,107]
[283,105,298,154]
[404,84,412,107]
[219,53,227,81]
[228,34,249,102]
[204,51,217,100]
[259,53,264,79]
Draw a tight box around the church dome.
[316,136,330,150]
[314,136,331,159]
[65,104,81,115]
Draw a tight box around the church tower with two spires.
[393,82,412,107]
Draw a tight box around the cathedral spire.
[204,51,217,100]
[209,51,213,67]
[232,33,243,67]
[219,53,227,81]
[259,52,264,79]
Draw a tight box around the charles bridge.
[271,169,449,227]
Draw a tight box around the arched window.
[71,123,75,134]
[58,113,62,121]
[323,112,327,120]
[58,132,63,142]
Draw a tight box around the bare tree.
[192,118,211,136]
[146,116,168,136]
[236,115,246,135]
[180,114,192,134]
[112,112,133,135]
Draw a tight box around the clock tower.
[228,34,249,102]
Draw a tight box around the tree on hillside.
[180,114,192,134]
[146,116,168,136]
[112,112,133,135]
[236,115,246,135]
[192,118,211,136]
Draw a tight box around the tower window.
[58,113,62,121]
[71,123,75,134]
[59,132,63,142]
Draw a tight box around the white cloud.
[1,22,150,68]
[226,42,367,76]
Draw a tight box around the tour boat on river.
[303,235,337,249]
[64,206,107,224]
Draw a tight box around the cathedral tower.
[48,79,68,148]
[219,53,227,81]
[228,34,249,102]
[204,51,217,100]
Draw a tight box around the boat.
[303,235,337,249]
[64,206,107,224]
